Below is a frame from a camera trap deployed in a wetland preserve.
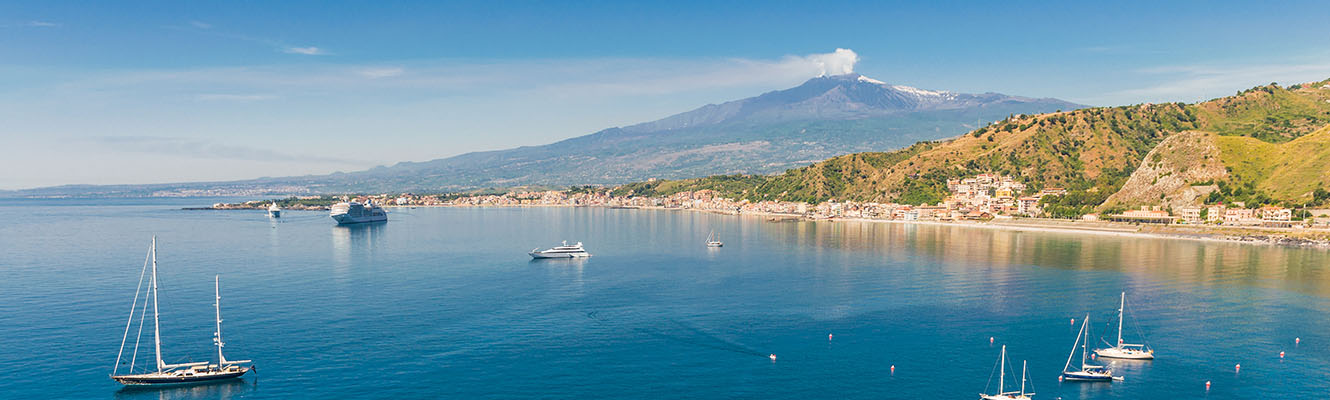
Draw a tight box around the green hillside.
[614,79,1330,213]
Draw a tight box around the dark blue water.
[2,198,1328,399]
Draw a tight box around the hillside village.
[293,170,1329,233]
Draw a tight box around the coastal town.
[218,173,1330,243]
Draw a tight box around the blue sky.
[3,1,1330,189]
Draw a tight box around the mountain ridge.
[7,74,1082,197]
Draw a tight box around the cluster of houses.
[944,174,1067,217]
[1111,203,1312,228]
[367,173,1329,230]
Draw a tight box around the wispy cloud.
[1099,58,1330,103]
[356,67,404,79]
[284,46,327,56]
[89,136,368,165]
[194,93,277,101]
[2,20,61,28]
[189,20,212,29]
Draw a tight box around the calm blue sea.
[1,198,1328,399]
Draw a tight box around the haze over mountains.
[8,74,1081,197]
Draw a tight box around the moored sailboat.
[1061,314,1119,382]
[111,238,254,385]
[1094,292,1154,360]
[706,231,724,247]
[981,345,1034,400]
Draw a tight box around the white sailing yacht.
[1094,292,1154,360]
[111,238,254,385]
[1061,314,1119,382]
[980,345,1034,400]
[706,231,724,247]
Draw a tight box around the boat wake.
[585,311,767,358]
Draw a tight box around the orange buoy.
[1070,318,1075,325]
[1235,363,1240,372]
[890,365,895,374]
[1058,375,1064,382]
[1280,351,1285,359]
[1206,381,1211,390]
[990,336,994,344]
[1296,337,1301,345]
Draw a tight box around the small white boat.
[981,345,1033,400]
[1094,292,1155,360]
[529,241,590,259]
[706,231,723,247]
[267,203,281,218]
[1062,314,1120,382]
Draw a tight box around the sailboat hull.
[1061,371,1115,382]
[980,394,1031,400]
[1095,347,1155,360]
[113,368,249,385]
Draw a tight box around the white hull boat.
[530,241,590,258]
[980,345,1034,400]
[1062,314,1120,382]
[330,200,387,225]
[1094,292,1155,360]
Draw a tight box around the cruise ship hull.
[332,213,387,225]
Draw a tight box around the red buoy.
[1235,363,1241,373]
[828,333,833,341]
[890,365,895,375]
[990,337,994,344]
[1058,375,1064,382]
[1296,337,1301,345]
[1206,381,1211,390]
[1070,318,1075,325]
[1280,351,1285,359]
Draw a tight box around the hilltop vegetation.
[615,78,1330,214]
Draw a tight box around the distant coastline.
[197,198,1329,249]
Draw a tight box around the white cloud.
[189,20,212,29]
[356,67,404,79]
[194,93,277,101]
[805,48,859,76]
[284,46,326,56]
[26,20,60,27]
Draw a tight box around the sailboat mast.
[1020,360,1027,395]
[214,275,227,365]
[150,237,164,373]
[1062,315,1085,372]
[1081,315,1089,369]
[1117,292,1125,347]
[998,345,1005,393]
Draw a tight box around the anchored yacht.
[529,241,590,259]
[111,238,254,385]
[267,203,281,218]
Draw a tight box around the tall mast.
[151,237,164,373]
[1081,315,1089,369]
[1021,358,1032,393]
[214,275,227,365]
[998,345,1005,394]
[1117,292,1125,348]
[1062,315,1085,373]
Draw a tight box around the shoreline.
[191,202,1330,249]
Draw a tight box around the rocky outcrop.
[1102,130,1228,210]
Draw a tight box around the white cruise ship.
[330,200,387,225]
[529,241,590,259]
